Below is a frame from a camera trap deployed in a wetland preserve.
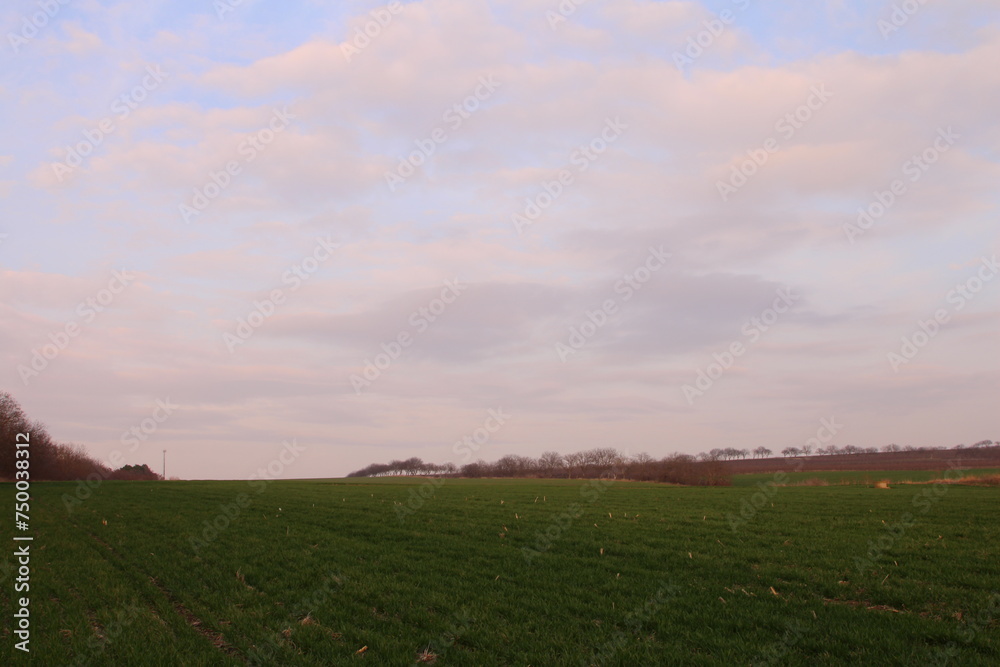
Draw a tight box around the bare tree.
[626,452,654,479]
[631,452,654,465]
[460,460,487,478]
[401,457,425,475]
[1,391,112,481]
[0,392,32,479]
[584,447,622,471]
[494,455,522,477]
[563,451,585,479]
[538,451,564,477]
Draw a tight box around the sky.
[1,0,998,480]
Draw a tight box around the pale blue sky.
[1,0,998,479]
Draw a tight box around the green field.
[2,477,998,665]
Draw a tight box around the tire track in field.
[64,585,106,645]
[146,575,243,659]
[69,515,246,663]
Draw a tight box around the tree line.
[349,440,999,484]
[348,448,731,486]
[707,441,996,460]
[0,392,160,481]
[4,388,994,483]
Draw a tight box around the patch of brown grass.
[416,648,439,663]
[823,598,906,614]
[951,474,1000,486]
[794,478,830,486]
[900,474,1000,486]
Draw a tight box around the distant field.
[731,468,1000,487]
[2,478,998,665]
[724,448,1000,475]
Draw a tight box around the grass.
[1,477,998,665]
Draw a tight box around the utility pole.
[163,449,166,480]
